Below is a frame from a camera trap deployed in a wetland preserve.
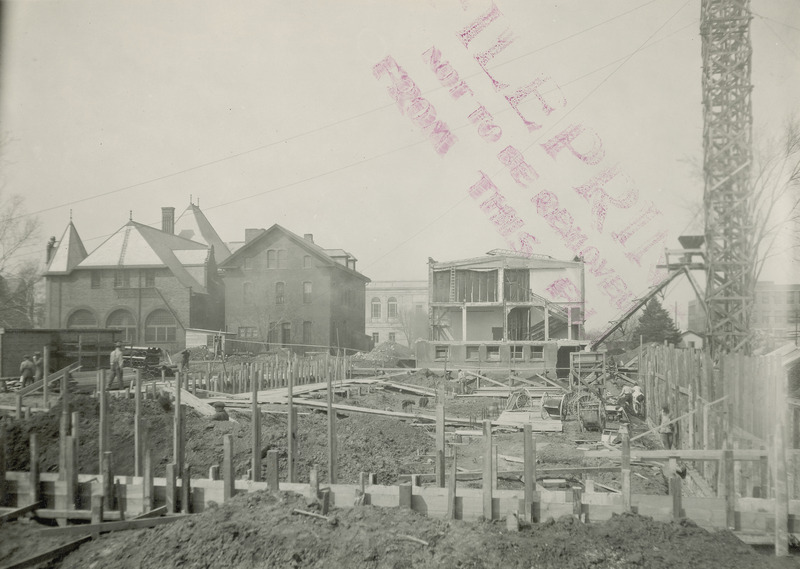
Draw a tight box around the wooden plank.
[523,425,534,523]
[482,420,493,520]
[223,435,235,501]
[0,501,44,523]
[15,362,81,398]
[134,506,167,520]
[436,404,445,488]
[583,449,767,461]
[0,536,92,569]
[39,515,186,538]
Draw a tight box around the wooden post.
[98,371,108,476]
[91,490,104,525]
[0,426,5,507]
[59,371,71,477]
[309,464,320,502]
[251,371,261,482]
[775,422,789,556]
[523,424,535,523]
[43,345,50,408]
[134,369,142,477]
[174,378,183,474]
[266,450,279,492]
[327,357,338,485]
[287,355,296,483]
[223,435,235,501]
[143,446,153,513]
[482,420,493,520]
[15,394,22,420]
[621,424,631,512]
[447,446,457,519]
[181,465,191,514]
[723,444,735,530]
[436,404,446,487]
[670,474,682,520]
[71,411,80,449]
[102,451,114,511]
[165,462,177,514]
[572,486,582,521]
[29,433,40,504]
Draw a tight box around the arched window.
[106,309,137,343]
[275,282,285,304]
[371,297,381,319]
[67,309,97,329]
[387,297,398,319]
[145,309,176,343]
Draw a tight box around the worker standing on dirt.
[632,384,644,416]
[19,355,35,387]
[179,348,190,374]
[659,405,675,449]
[33,352,43,383]
[109,342,125,390]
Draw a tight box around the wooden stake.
[266,450,279,492]
[523,424,535,523]
[174,378,183,474]
[43,345,50,408]
[181,465,191,514]
[670,475,682,520]
[327,357,338,484]
[399,483,412,509]
[0,426,5,508]
[436,404,445,488]
[252,372,261,482]
[165,462,177,514]
[482,420,493,520]
[309,464,320,502]
[30,433,40,504]
[98,371,107,476]
[143,446,153,513]
[288,355,296,483]
[622,425,631,512]
[223,435,235,501]
[775,421,789,556]
[723,444,735,530]
[65,435,76,515]
[447,446,457,519]
[102,451,114,511]
[134,369,142,477]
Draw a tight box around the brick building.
[689,281,800,345]
[220,225,370,354]
[43,206,225,354]
[365,280,428,347]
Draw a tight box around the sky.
[1,0,799,331]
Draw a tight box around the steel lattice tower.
[701,0,754,355]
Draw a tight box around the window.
[275,282,285,304]
[281,322,291,346]
[303,282,312,304]
[243,282,253,305]
[530,346,544,359]
[789,291,796,304]
[238,327,258,339]
[372,332,380,345]
[775,292,783,304]
[67,309,97,329]
[144,270,155,288]
[371,297,381,319]
[303,255,313,269]
[387,297,398,319]
[486,346,500,361]
[278,250,287,269]
[107,309,137,343]
[91,272,101,289]
[466,345,480,361]
[244,256,254,270]
[761,293,769,304]
[267,250,276,269]
[388,332,396,342]
[114,270,130,289]
[145,309,177,342]
[435,345,449,361]
[415,304,424,314]
[303,321,312,345]
[511,345,524,361]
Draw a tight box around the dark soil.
[47,490,796,569]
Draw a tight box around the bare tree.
[396,306,428,347]
[0,192,40,278]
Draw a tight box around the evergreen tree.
[632,298,681,345]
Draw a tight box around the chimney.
[304,233,314,243]
[245,228,263,243]
[46,236,56,263]
[162,207,175,234]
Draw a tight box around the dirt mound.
[55,490,793,569]
[1,394,433,483]
[352,341,414,367]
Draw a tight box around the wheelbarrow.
[577,400,606,432]
[540,392,567,420]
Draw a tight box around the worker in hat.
[210,401,229,422]
[32,352,43,383]
[109,342,124,390]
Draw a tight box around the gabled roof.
[74,221,210,293]
[221,223,369,282]
[174,203,231,262]
[45,222,88,275]
[431,252,580,271]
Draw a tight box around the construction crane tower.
[700,0,755,355]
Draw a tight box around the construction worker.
[109,342,125,390]
[632,384,645,416]
[19,355,35,387]
[659,405,675,450]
